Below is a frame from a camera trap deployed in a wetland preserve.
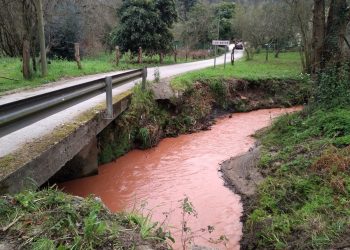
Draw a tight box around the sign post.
[212,40,230,68]
[224,48,227,68]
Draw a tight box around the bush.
[313,66,350,108]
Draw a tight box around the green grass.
[0,53,197,94]
[0,187,170,249]
[171,52,304,91]
[246,107,350,249]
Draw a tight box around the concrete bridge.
[0,49,244,194]
[0,88,133,194]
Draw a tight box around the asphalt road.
[0,49,244,157]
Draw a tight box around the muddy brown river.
[61,107,300,249]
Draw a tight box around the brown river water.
[61,107,300,249]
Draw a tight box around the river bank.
[96,76,310,165]
[222,107,350,249]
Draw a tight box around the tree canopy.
[111,0,177,55]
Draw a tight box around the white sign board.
[212,40,230,46]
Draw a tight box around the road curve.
[0,49,244,157]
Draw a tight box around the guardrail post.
[142,67,147,90]
[105,76,113,119]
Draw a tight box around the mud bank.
[220,146,264,249]
[225,107,350,249]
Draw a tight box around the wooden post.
[23,40,31,79]
[74,43,82,70]
[115,46,120,66]
[36,0,48,77]
[142,67,147,90]
[224,47,227,69]
[231,48,235,65]
[185,46,189,62]
[159,52,163,64]
[174,45,177,63]
[138,47,142,64]
[214,45,217,68]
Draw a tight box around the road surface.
[0,49,244,157]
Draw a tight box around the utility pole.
[36,0,48,77]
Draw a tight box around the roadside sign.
[212,40,230,46]
[212,40,230,69]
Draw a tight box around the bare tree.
[322,0,350,68]
[285,0,313,73]
[311,0,325,73]
[36,0,47,76]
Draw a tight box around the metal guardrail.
[0,68,147,127]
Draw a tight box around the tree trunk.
[32,53,37,72]
[274,49,281,58]
[322,0,349,69]
[299,46,306,73]
[74,43,82,70]
[23,40,31,79]
[297,12,312,73]
[265,46,269,62]
[311,0,325,73]
[245,49,251,60]
[36,0,48,76]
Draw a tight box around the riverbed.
[61,107,299,249]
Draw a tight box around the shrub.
[313,66,350,108]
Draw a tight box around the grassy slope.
[0,188,169,249]
[245,108,350,249]
[171,52,304,90]
[0,53,193,94]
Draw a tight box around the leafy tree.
[215,2,235,40]
[180,2,216,49]
[176,0,197,20]
[174,1,236,50]
[111,0,177,57]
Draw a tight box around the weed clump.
[0,187,169,249]
[244,107,350,249]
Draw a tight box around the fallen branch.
[2,214,24,232]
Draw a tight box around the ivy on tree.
[112,0,177,57]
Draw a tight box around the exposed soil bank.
[220,146,263,250]
[97,78,311,165]
[221,146,264,198]
[232,108,350,249]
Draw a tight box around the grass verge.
[0,53,198,94]
[0,187,170,249]
[171,52,305,91]
[243,107,350,249]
